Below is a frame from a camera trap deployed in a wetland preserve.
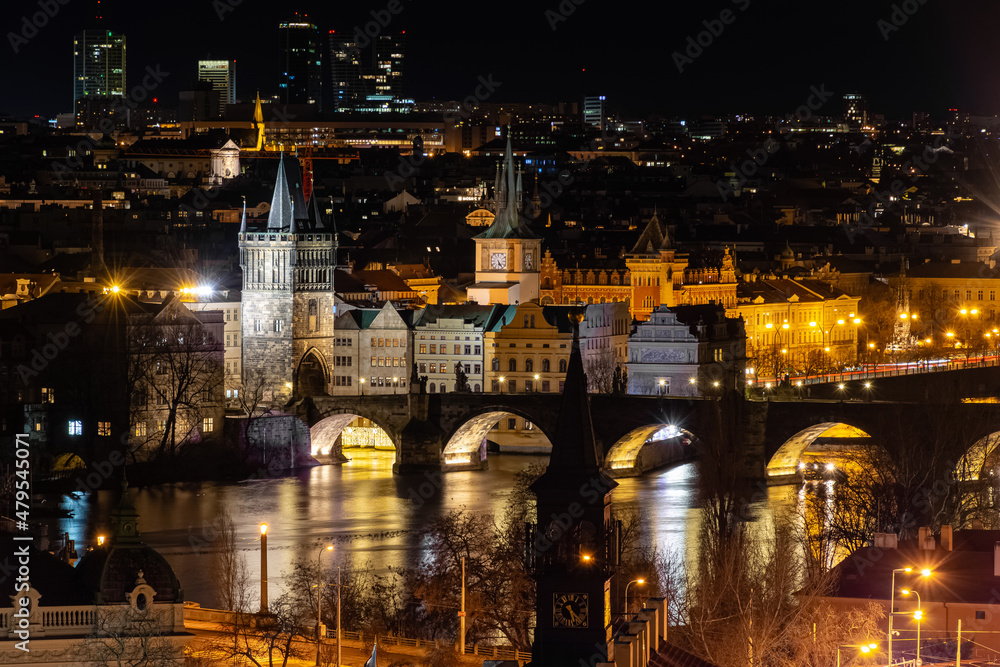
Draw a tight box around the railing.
[754,352,1000,386]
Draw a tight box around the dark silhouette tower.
[529,313,619,666]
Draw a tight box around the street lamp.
[498,376,505,394]
[534,373,540,391]
[889,567,931,663]
[625,578,645,613]
[260,523,268,614]
[392,376,399,394]
[359,377,365,396]
[315,544,334,666]
[837,643,878,667]
[900,588,922,666]
[658,379,666,396]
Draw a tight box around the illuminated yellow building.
[733,276,862,378]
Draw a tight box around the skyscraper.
[278,17,322,108]
[327,31,362,112]
[73,29,126,111]
[197,60,237,117]
[844,92,868,127]
[582,95,605,131]
[328,31,407,113]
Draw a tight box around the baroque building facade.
[538,212,738,320]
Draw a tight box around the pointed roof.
[239,197,247,233]
[629,210,668,255]
[309,194,326,230]
[531,315,616,491]
[474,133,539,240]
[267,153,293,230]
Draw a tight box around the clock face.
[553,593,589,628]
[490,252,507,270]
[524,252,533,270]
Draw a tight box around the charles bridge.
[294,370,1000,483]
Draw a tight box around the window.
[68,420,82,436]
[474,364,481,374]
[508,358,517,372]
[420,344,427,354]
[508,418,517,430]
[509,380,517,392]
[525,420,534,430]
[255,319,263,332]
[542,380,551,392]
[542,358,550,372]
[156,362,166,375]
[98,421,111,436]
[135,422,147,437]
[42,387,55,403]
[525,380,534,392]
[525,358,534,372]
[474,345,481,355]
[430,363,437,373]
[429,383,436,393]
[559,359,567,373]
[157,420,167,432]
[274,319,284,333]
[977,610,987,620]
[530,314,536,327]
[308,299,318,331]
[491,380,499,392]
[203,417,214,432]
[492,358,499,371]
[455,345,461,355]
[157,393,167,406]
[419,363,427,373]
[967,290,973,301]
[430,344,436,354]
[979,290,984,301]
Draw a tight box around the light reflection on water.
[50,456,723,609]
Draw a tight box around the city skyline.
[4,0,1000,119]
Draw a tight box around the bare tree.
[237,365,271,462]
[584,345,616,393]
[78,605,181,665]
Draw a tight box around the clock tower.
[467,133,541,306]
[528,314,619,666]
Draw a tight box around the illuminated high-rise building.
[328,31,408,113]
[197,59,237,117]
[327,31,363,112]
[278,16,322,108]
[72,29,126,112]
[844,92,868,127]
[582,95,605,131]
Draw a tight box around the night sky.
[1,0,998,121]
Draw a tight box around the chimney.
[874,532,898,549]
[941,525,953,551]
[994,542,1000,577]
[919,526,935,550]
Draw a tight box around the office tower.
[73,29,126,112]
[582,95,605,131]
[844,93,868,127]
[373,33,405,100]
[278,16,322,108]
[198,59,237,117]
[328,31,362,112]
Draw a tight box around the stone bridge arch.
[441,404,557,470]
[308,407,398,465]
[955,427,1000,482]
[295,347,331,399]
[603,424,699,478]
[766,422,873,483]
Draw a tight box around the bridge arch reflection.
[442,409,554,470]
[766,422,872,484]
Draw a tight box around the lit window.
[42,387,55,403]
[68,420,82,436]
[203,417,214,432]
[135,422,147,437]
[98,421,111,436]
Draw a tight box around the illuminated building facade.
[197,59,237,117]
[538,212,738,320]
[279,18,322,108]
[72,29,126,113]
[735,276,861,379]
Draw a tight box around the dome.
[780,242,795,260]
[75,480,183,604]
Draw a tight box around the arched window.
[474,384,481,392]
[492,358,500,371]
[559,359,567,373]
[429,383,436,393]
[509,358,517,372]
[440,383,447,393]
[525,358,534,373]
[542,358,551,372]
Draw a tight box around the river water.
[49,451,741,608]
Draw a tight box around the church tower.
[467,132,542,306]
[239,154,338,405]
[626,210,681,320]
[529,315,618,666]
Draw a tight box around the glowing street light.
[625,578,646,613]
[900,588,923,666]
[836,643,878,667]
[498,376,505,395]
[260,523,269,614]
